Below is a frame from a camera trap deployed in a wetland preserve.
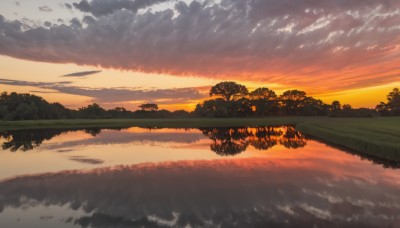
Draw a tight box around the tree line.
[0,82,399,120]
[194,81,399,118]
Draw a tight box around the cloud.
[1,0,400,92]
[38,6,53,12]
[0,78,205,104]
[72,0,173,17]
[68,156,104,164]
[62,70,102,77]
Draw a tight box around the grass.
[1,117,400,161]
[0,117,302,130]
[296,117,400,161]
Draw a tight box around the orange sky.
[0,0,399,110]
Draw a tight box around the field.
[0,117,399,161]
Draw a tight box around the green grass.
[0,117,302,130]
[296,117,400,161]
[1,117,400,161]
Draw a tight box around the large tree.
[376,88,400,115]
[280,90,307,115]
[138,103,159,112]
[209,81,248,101]
[331,101,341,111]
[249,88,277,100]
[249,88,278,115]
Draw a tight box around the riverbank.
[1,117,399,161]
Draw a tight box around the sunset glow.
[1,0,399,110]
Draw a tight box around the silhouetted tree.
[138,103,159,112]
[376,88,400,116]
[79,103,107,118]
[209,81,248,101]
[331,101,341,111]
[301,97,328,116]
[280,90,307,115]
[249,88,278,115]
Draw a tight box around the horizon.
[1,0,400,111]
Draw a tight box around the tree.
[377,88,400,116]
[342,104,352,110]
[280,90,307,115]
[138,103,158,112]
[331,101,341,111]
[209,81,248,101]
[249,88,278,115]
[78,103,107,118]
[249,88,277,100]
[302,97,328,116]
[0,106,8,119]
[14,103,39,120]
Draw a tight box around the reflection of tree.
[201,126,307,156]
[84,128,102,136]
[201,128,250,156]
[0,127,124,152]
[249,127,282,150]
[0,129,65,152]
[280,126,307,149]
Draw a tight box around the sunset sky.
[0,0,399,110]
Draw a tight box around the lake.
[0,126,399,228]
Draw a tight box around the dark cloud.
[1,0,400,91]
[0,78,72,87]
[62,70,102,77]
[72,0,174,17]
[68,156,104,164]
[38,6,53,12]
[64,3,73,10]
[0,78,205,104]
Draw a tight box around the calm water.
[0,126,399,228]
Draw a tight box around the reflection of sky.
[0,157,399,228]
[0,127,306,179]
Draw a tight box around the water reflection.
[1,127,399,170]
[0,158,399,228]
[0,128,123,152]
[0,126,306,155]
[200,126,306,156]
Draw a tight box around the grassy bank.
[0,117,399,161]
[0,117,302,130]
[296,117,400,161]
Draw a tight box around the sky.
[0,0,399,110]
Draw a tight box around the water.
[0,126,399,228]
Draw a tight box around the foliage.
[0,83,396,120]
[138,103,159,112]
[376,88,400,116]
[209,81,248,101]
[78,103,107,119]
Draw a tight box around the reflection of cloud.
[1,1,400,91]
[73,0,172,17]
[0,158,399,227]
[61,70,101,77]
[38,6,53,12]
[43,129,205,150]
[0,78,205,104]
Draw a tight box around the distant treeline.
[0,82,399,120]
